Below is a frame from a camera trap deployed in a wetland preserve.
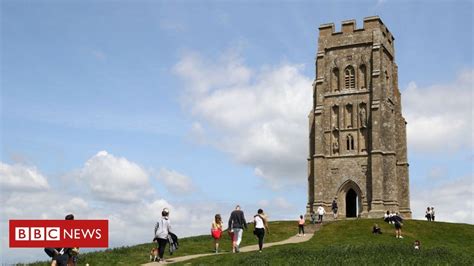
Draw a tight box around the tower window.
[346,134,355,150]
[344,66,355,89]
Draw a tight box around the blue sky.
[1,0,473,263]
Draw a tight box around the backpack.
[44,248,57,258]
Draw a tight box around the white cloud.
[0,162,49,191]
[78,151,152,203]
[411,176,473,224]
[174,49,313,186]
[157,168,194,194]
[403,69,473,153]
[0,156,222,264]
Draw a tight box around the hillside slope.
[25,219,473,265]
[179,219,474,265]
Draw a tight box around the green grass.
[23,220,474,265]
[24,221,297,266]
[178,219,474,265]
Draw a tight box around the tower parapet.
[317,16,395,59]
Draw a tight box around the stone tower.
[307,16,411,219]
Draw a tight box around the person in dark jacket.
[393,212,404,238]
[45,214,76,266]
[331,199,338,219]
[228,205,247,253]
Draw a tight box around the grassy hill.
[25,219,473,265]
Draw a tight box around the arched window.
[344,66,355,89]
[332,68,340,92]
[359,64,367,89]
[346,134,355,151]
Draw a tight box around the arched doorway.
[345,188,358,217]
[336,179,364,218]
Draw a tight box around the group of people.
[425,207,435,221]
[211,205,269,254]
[152,205,270,263]
[45,204,430,265]
[309,199,338,224]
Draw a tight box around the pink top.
[299,218,305,225]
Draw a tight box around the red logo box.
[9,220,108,248]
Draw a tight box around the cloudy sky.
[1,0,472,263]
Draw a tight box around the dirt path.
[142,223,322,265]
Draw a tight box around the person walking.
[228,205,247,253]
[331,199,338,219]
[253,209,269,252]
[317,205,326,223]
[298,215,305,236]
[431,207,435,221]
[211,214,223,253]
[154,208,171,263]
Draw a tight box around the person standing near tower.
[331,199,338,219]
[317,205,326,223]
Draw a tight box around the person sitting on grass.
[372,223,382,234]
[414,240,421,250]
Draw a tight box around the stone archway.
[336,179,364,218]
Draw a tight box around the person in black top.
[393,212,404,238]
[228,205,247,253]
[372,223,382,234]
[331,199,338,219]
[45,214,76,266]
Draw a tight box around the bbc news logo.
[9,220,108,248]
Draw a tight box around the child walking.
[211,214,223,253]
[298,215,305,236]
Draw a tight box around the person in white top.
[253,209,269,252]
[317,205,326,223]
[154,208,171,263]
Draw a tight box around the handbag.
[211,228,222,239]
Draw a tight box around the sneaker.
[303,234,306,236]
[399,236,403,239]
[259,250,262,253]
